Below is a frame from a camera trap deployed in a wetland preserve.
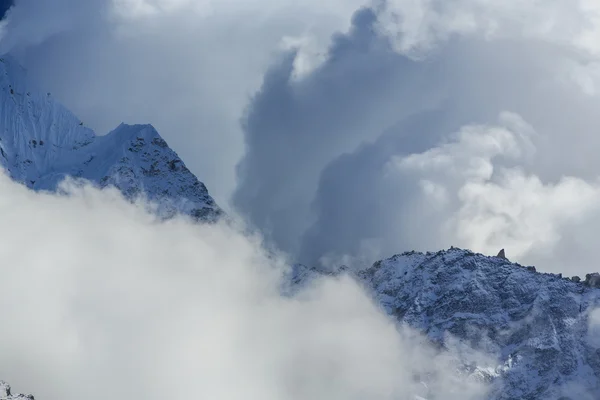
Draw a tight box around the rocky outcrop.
[584,273,600,288]
[0,381,34,400]
[496,249,507,259]
[0,54,222,222]
[292,247,600,399]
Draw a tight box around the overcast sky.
[3,0,600,274]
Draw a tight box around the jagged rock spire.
[496,248,506,259]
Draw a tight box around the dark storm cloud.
[234,8,449,258]
[298,39,600,268]
[235,5,600,272]
[0,0,363,206]
[5,0,600,274]
[0,1,12,20]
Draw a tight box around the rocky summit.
[0,54,222,222]
[0,382,34,400]
[292,248,600,399]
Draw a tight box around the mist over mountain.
[0,50,598,400]
[0,54,221,221]
[1,1,600,400]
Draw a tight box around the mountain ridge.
[2,53,600,399]
[0,381,34,400]
[0,53,222,221]
[291,247,600,399]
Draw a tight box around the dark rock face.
[585,273,600,288]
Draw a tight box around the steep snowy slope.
[0,54,222,221]
[293,249,600,399]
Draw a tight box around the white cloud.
[5,0,600,277]
[111,0,163,18]
[4,2,600,394]
[586,308,600,348]
[229,0,600,271]
[0,173,491,400]
[0,0,366,207]
[389,113,600,274]
[377,0,600,56]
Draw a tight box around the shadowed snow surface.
[0,54,222,221]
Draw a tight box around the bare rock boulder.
[584,273,600,288]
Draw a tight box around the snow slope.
[0,54,222,221]
[293,248,600,399]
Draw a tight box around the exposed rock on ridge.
[0,381,34,400]
[292,248,600,399]
[0,54,222,221]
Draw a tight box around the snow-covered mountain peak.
[0,54,222,221]
[0,54,94,181]
[292,247,600,399]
